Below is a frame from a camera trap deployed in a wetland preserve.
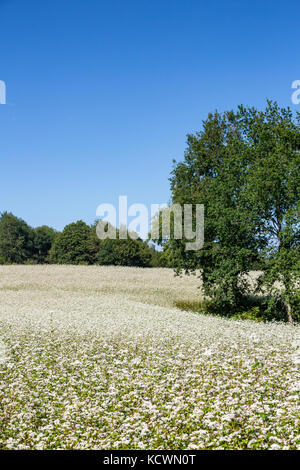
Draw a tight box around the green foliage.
[256,211,300,322]
[160,101,300,321]
[174,295,288,322]
[98,238,151,267]
[48,220,155,267]
[237,103,300,322]
[0,212,34,263]
[158,241,178,268]
[49,220,92,265]
[95,238,116,265]
[174,300,207,314]
[147,244,166,267]
[33,225,57,263]
[0,213,161,268]
[93,224,152,267]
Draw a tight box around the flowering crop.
[0,265,299,449]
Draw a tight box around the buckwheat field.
[0,265,299,450]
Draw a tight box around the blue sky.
[0,0,299,230]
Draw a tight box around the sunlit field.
[0,265,299,450]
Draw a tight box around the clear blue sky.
[0,0,299,230]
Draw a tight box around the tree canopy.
[0,212,34,263]
[156,101,300,321]
[0,213,161,267]
[49,220,93,265]
[33,225,57,263]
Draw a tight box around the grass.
[175,299,266,321]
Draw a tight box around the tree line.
[0,213,168,267]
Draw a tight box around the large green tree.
[0,212,34,263]
[50,220,92,264]
[158,101,300,321]
[96,237,151,267]
[89,223,152,267]
[33,225,57,263]
[238,103,300,321]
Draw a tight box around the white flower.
[0,265,299,450]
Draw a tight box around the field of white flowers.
[0,265,299,450]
